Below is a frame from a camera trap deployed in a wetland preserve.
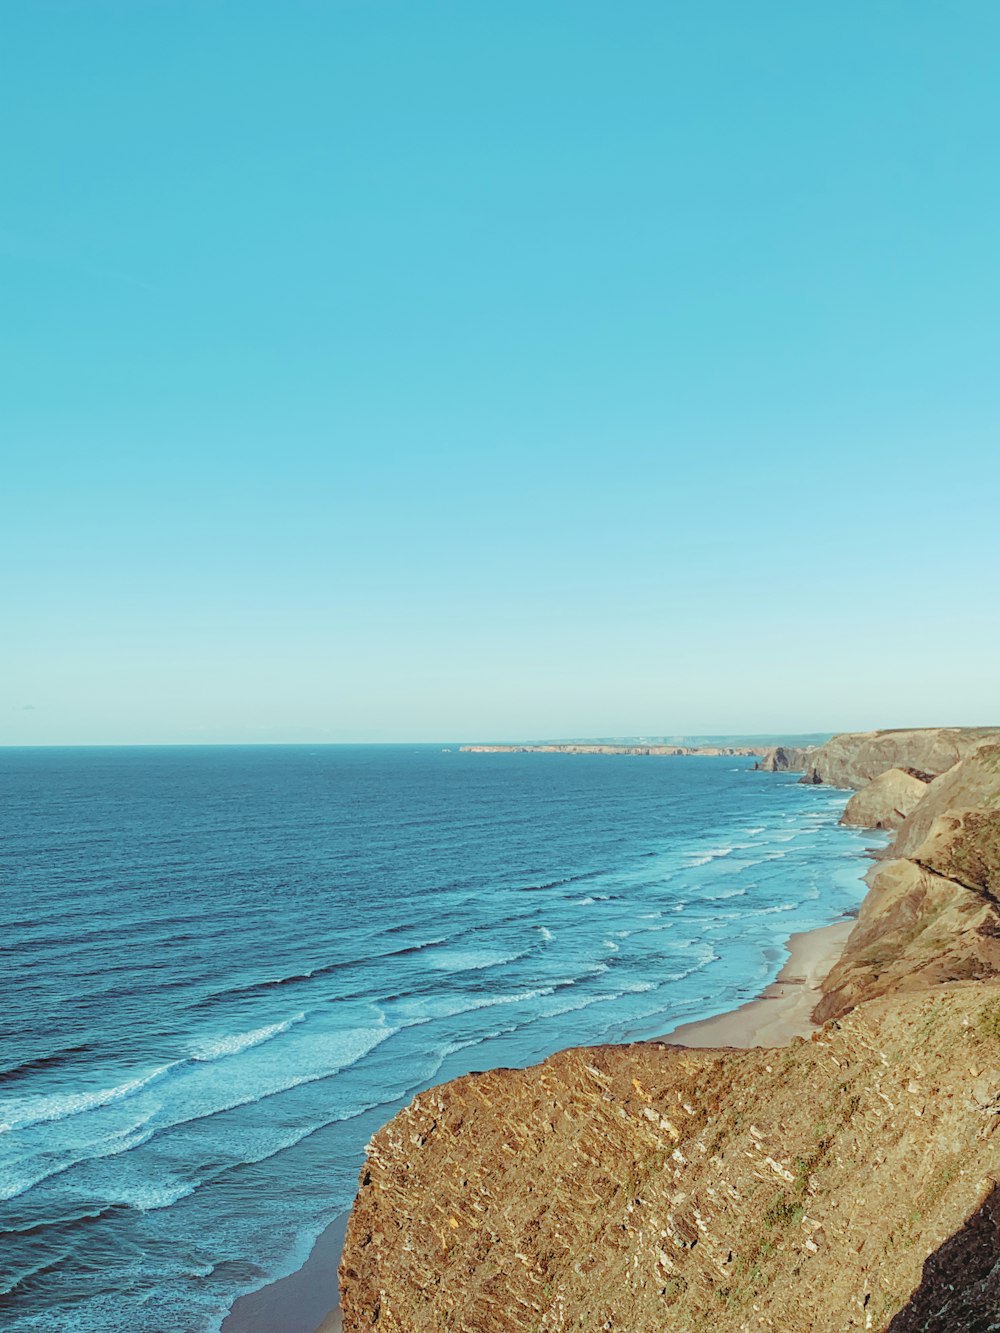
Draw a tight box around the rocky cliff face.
[815,744,1000,1026]
[341,987,1000,1332]
[793,728,1000,789]
[339,729,1000,1332]
[890,743,1000,859]
[755,745,816,772]
[840,767,930,830]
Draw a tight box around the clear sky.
[4,1,999,744]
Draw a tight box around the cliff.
[792,727,1000,789]
[341,989,999,1332]
[755,745,817,772]
[461,744,769,757]
[839,767,930,830]
[339,728,1000,1332]
[813,743,1000,1025]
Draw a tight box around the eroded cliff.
[815,744,1000,1025]
[839,767,930,830]
[793,727,1000,789]
[341,987,999,1332]
[340,728,1000,1332]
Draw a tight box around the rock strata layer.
[339,726,1000,1333]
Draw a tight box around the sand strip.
[221,1213,347,1333]
[662,919,853,1049]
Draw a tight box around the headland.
[338,727,1000,1331]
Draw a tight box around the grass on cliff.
[976,995,1000,1041]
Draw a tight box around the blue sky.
[4,1,999,743]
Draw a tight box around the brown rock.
[890,743,1000,859]
[797,728,1000,790]
[841,767,932,830]
[340,987,1000,1333]
[756,745,817,773]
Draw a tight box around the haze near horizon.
[4,1,999,745]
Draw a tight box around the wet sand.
[221,1213,347,1333]
[663,918,854,1048]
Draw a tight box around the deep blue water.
[0,746,874,1331]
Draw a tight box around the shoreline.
[220,1213,347,1333]
[661,918,854,1049]
[246,918,854,1333]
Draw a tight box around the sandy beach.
[312,1310,343,1333]
[221,1214,347,1333]
[663,918,854,1048]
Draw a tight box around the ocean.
[0,745,876,1331]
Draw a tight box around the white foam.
[686,845,738,866]
[386,987,555,1027]
[188,1013,305,1062]
[128,1180,196,1213]
[0,1064,175,1136]
[0,1110,160,1203]
[425,948,527,973]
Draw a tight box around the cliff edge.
[339,728,1000,1332]
[783,727,1000,789]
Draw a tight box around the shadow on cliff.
[883,1184,999,1333]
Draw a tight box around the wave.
[0,1065,175,1136]
[0,1043,96,1086]
[192,936,451,1007]
[0,1250,73,1301]
[3,1023,404,1210]
[0,1111,161,1204]
[664,949,721,982]
[382,986,557,1029]
[188,1014,305,1062]
[515,868,606,893]
[425,947,530,974]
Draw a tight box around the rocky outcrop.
[797,728,1000,789]
[891,743,1000,859]
[814,845,1000,1025]
[816,746,1000,1025]
[340,728,1000,1333]
[341,986,1000,1332]
[755,745,817,772]
[840,767,931,830]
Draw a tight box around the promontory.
[340,727,1000,1332]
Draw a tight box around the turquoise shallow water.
[0,746,874,1331]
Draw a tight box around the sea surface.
[0,745,877,1331]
